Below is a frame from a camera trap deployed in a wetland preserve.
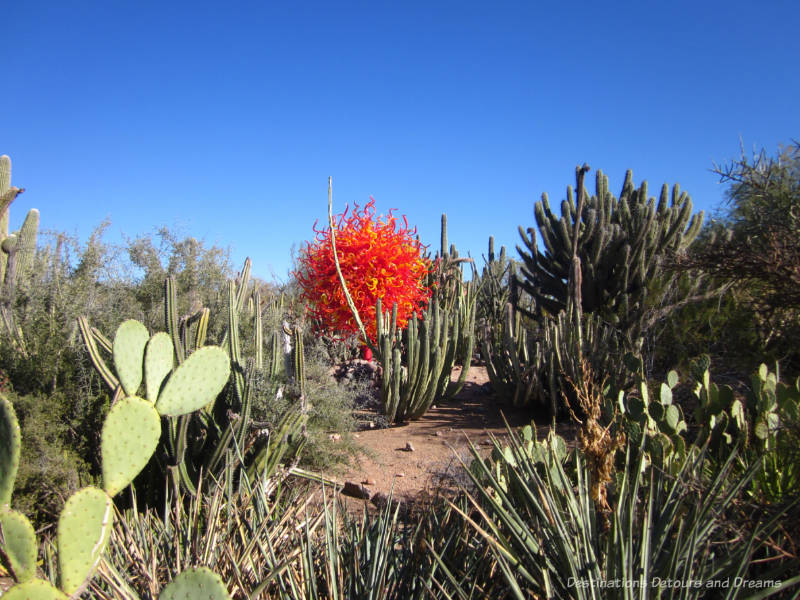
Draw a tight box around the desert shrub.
[249,336,366,471]
[677,143,800,375]
[7,389,100,526]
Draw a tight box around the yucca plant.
[86,466,320,599]
[434,424,800,599]
[284,490,425,600]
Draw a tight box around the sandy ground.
[326,364,575,506]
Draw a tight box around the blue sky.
[4,1,798,282]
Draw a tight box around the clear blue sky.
[4,1,798,282]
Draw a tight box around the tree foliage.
[679,143,800,371]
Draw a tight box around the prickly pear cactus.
[4,320,235,597]
[101,396,161,496]
[691,357,747,451]
[1,579,68,599]
[145,332,174,402]
[57,486,113,595]
[0,506,37,581]
[113,319,150,396]
[618,364,687,464]
[159,566,231,600]
[155,345,231,416]
[0,395,20,506]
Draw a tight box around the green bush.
[249,337,367,472]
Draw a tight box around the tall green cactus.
[372,214,479,423]
[376,291,475,423]
[483,301,628,415]
[516,168,704,341]
[0,155,39,353]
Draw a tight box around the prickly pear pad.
[159,566,231,600]
[57,486,113,595]
[0,507,37,582]
[2,579,68,600]
[145,332,174,402]
[0,395,20,506]
[113,320,150,396]
[155,346,230,416]
[101,396,161,496]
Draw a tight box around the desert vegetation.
[1,146,799,598]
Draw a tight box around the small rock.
[362,478,376,486]
[368,421,375,429]
[371,492,402,512]
[396,472,406,478]
[434,431,443,437]
[371,491,389,509]
[328,433,341,442]
[342,481,370,499]
[354,433,360,438]
[431,405,437,410]
[404,441,415,452]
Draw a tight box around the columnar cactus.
[375,288,476,423]
[482,300,627,416]
[0,155,39,352]
[516,169,704,341]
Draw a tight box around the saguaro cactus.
[0,155,39,352]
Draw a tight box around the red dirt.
[327,364,575,504]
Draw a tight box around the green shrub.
[250,337,366,472]
[8,390,101,526]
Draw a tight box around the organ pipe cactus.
[482,300,628,416]
[371,214,479,423]
[516,168,704,341]
[375,290,476,423]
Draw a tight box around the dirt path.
[328,365,575,505]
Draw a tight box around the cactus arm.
[226,282,245,409]
[171,416,198,497]
[292,327,305,397]
[254,289,263,369]
[233,258,251,314]
[91,326,113,355]
[164,276,185,365]
[193,307,210,350]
